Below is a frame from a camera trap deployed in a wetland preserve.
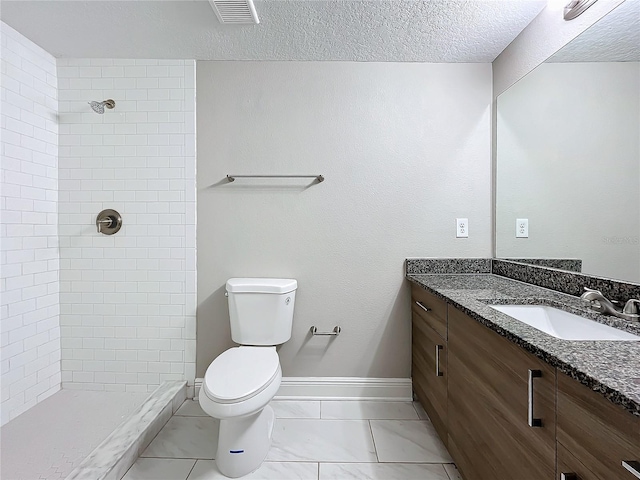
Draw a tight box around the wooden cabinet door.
[447,306,556,480]
[412,302,447,444]
[557,372,640,480]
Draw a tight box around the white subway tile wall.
[1,22,61,425]
[57,59,196,393]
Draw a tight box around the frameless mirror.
[496,0,640,283]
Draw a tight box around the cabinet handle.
[527,369,542,427]
[435,345,443,377]
[623,461,640,479]
[415,301,431,313]
[560,474,577,480]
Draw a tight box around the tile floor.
[122,400,463,480]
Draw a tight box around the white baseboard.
[194,378,202,400]
[275,377,412,401]
[193,377,413,401]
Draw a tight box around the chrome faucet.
[580,287,640,322]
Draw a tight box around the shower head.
[88,99,116,114]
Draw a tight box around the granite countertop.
[407,273,640,417]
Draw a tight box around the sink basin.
[489,305,640,341]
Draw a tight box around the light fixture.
[563,0,598,20]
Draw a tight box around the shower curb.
[65,380,187,480]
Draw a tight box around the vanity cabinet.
[556,372,640,480]
[447,306,556,480]
[410,283,640,480]
[411,285,448,444]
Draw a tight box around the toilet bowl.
[199,277,297,478]
[199,346,282,478]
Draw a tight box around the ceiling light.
[563,0,598,20]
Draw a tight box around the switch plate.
[456,218,469,238]
[516,218,529,238]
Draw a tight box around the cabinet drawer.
[412,318,447,445]
[557,372,640,480]
[411,284,447,339]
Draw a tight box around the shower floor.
[1,389,149,480]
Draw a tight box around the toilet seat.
[203,346,280,404]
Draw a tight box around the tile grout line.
[184,458,198,480]
[367,419,380,463]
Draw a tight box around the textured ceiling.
[548,0,640,62]
[1,0,546,62]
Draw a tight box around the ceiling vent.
[209,0,260,24]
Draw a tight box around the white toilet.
[199,278,297,478]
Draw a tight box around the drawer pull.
[560,474,577,480]
[527,369,542,427]
[623,461,640,479]
[415,301,431,313]
[435,344,443,377]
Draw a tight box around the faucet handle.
[583,287,602,295]
[623,299,640,315]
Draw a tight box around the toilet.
[199,278,297,478]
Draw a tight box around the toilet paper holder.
[310,326,341,336]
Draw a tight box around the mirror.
[496,0,640,283]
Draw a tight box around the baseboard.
[275,377,413,401]
[194,378,202,400]
[194,377,413,401]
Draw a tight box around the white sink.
[489,305,640,341]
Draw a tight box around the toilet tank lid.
[226,278,297,294]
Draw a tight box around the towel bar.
[227,174,324,183]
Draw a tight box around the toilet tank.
[226,278,297,346]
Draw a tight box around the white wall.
[197,62,492,378]
[496,62,640,283]
[492,0,624,97]
[1,22,60,425]
[57,60,196,392]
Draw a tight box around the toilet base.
[215,405,275,478]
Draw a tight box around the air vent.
[209,0,260,24]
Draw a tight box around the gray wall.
[496,62,640,283]
[196,62,492,378]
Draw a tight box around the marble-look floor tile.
[187,460,318,480]
[413,401,429,420]
[271,401,321,418]
[176,400,208,417]
[141,416,218,459]
[444,464,463,480]
[319,463,450,480]
[321,401,419,420]
[267,419,377,463]
[370,420,452,463]
[122,458,196,480]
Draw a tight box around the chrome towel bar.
[310,326,341,336]
[227,174,324,183]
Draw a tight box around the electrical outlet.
[456,218,469,238]
[516,218,529,238]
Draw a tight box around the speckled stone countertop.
[407,273,640,417]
